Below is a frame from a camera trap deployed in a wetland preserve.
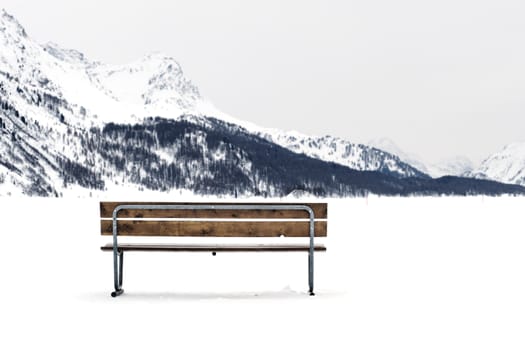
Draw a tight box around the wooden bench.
[100,202,328,297]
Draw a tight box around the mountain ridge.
[0,9,428,180]
[466,141,525,186]
[0,9,523,197]
[367,137,475,178]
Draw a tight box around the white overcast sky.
[2,0,525,163]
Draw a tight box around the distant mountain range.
[367,138,475,178]
[367,137,525,187]
[0,9,523,197]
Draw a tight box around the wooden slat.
[100,243,326,252]
[100,202,328,219]
[101,220,327,237]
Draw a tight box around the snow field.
[0,196,524,349]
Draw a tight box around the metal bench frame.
[110,204,318,297]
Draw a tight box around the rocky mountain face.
[261,133,427,179]
[0,9,523,197]
[367,138,431,175]
[466,142,525,186]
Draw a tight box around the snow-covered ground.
[1,196,524,349]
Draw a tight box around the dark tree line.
[75,117,525,197]
[57,157,105,190]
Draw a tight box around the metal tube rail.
[111,204,317,297]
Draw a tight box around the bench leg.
[112,250,124,297]
[308,252,314,296]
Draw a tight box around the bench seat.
[101,243,326,252]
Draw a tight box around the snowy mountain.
[429,156,474,178]
[368,138,430,174]
[466,142,525,186]
[368,138,474,178]
[0,12,223,126]
[259,133,427,178]
[0,9,523,197]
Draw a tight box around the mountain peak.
[428,156,474,178]
[0,9,27,38]
[142,51,175,61]
[467,141,525,186]
[138,52,184,76]
[368,137,405,156]
[43,42,90,65]
[367,137,429,173]
[501,141,525,153]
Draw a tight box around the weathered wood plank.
[100,202,328,219]
[100,243,326,252]
[100,220,327,237]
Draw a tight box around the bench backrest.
[100,202,327,237]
